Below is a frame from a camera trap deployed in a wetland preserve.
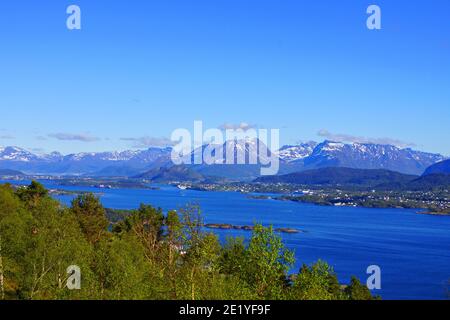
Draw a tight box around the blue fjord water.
[4,180,450,300]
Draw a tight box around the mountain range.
[139,140,446,180]
[0,146,172,176]
[0,141,446,179]
[285,141,445,176]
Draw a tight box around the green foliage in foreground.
[0,182,375,300]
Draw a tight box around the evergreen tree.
[290,260,342,300]
[71,194,109,245]
[345,276,376,300]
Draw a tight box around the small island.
[204,223,302,234]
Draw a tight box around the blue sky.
[0,0,449,155]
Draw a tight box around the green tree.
[71,194,109,245]
[162,210,183,299]
[114,204,164,261]
[180,204,204,300]
[1,183,97,299]
[243,224,295,299]
[15,181,48,208]
[0,184,33,299]
[344,276,376,300]
[290,260,342,300]
[219,237,247,276]
[178,205,224,300]
[93,234,152,299]
[21,200,95,299]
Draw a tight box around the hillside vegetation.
[0,181,374,300]
[423,159,450,176]
[255,167,417,187]
[255,167,450,191]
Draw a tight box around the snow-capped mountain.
[0,141,445,177]
[0,146,40,162]
[185,138,274,165]
[39,151,65,161]
[64,150,140,162]
[171,138,277,181]
[276,142,317,162]
[128,147,173,163]
[299,140,445,175]
[0,146,172,176]
[61,147,172,163]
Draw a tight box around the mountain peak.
[0,146,38,162]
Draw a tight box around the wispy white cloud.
[0,134,15,140]
[218,122,256,131]
[30,148,47,154]
[120,136,174,148]
[317,129,416,148]
[48,133,100,142]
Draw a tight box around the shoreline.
[417,211,450,216]
[3,179,449,216]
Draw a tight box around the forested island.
[0,181,375,300]
[186,183,450,215]
[278,190,450,214]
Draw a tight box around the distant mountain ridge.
[255,167,450,191]
[379,173,450,191]
[169,139,445,180]
[0,168,25,176]
[255,167,418,188]
[179,140,445,180]
[0,146,172,176]
[423,159,450,176]
[0,141,446,178]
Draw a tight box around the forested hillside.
[0,181,374,300]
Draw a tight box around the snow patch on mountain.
[0,146,38,162]
[277,142,317,162]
